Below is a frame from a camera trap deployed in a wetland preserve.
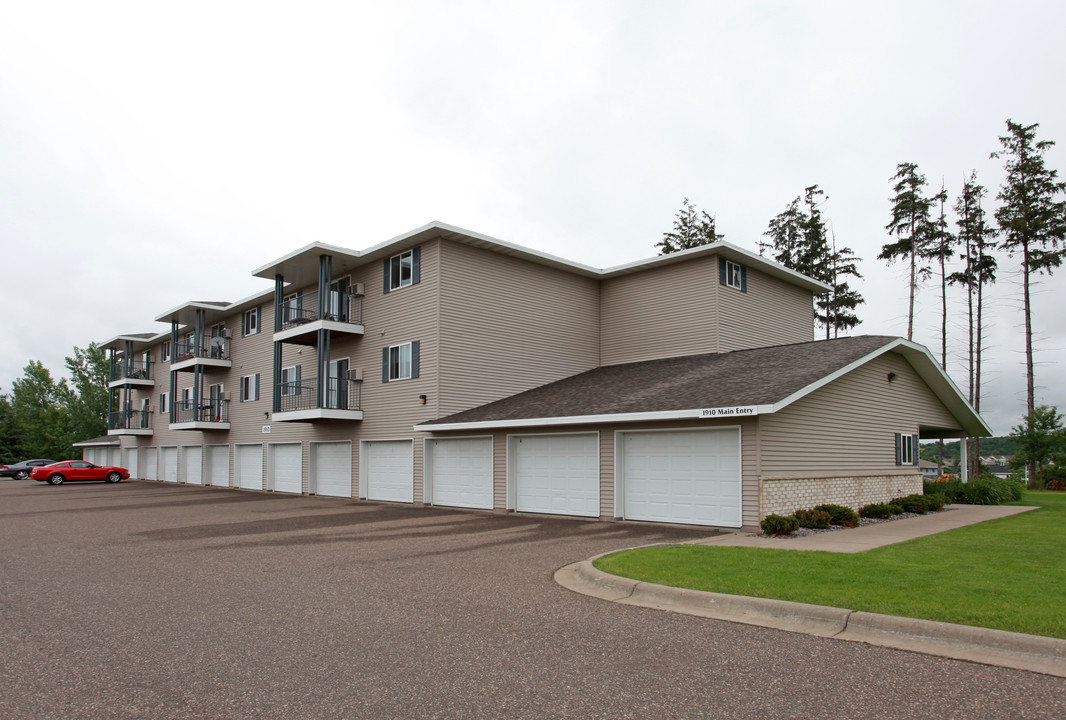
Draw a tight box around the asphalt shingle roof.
[426,335,898,426]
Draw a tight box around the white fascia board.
[415,405,775,432]
[250,241,362,280]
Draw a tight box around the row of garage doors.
[113,429,742,527]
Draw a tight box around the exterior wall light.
[887,372,897,383]
[419,395,427,405]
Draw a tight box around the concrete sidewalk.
[555,503,1066,678]
[689,504,1036,553]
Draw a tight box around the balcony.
[272,376,363,423]
[107,410,153,436]
[108,359,154,388]
[274,287,365,345]
[170,336,232,372]
[170,398,231,431]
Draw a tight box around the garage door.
[513,433,599,517]
[363,440,413,503]
[620,429,742,528]
[428,437,493,510]
[311,442,351,498]
[124,448,138,478]
[269,443,302,494]
[162,447,178,483]
[236,444,263,490]
[182,446,203,485]
[143,448,158,481]
[107,447,121,467]
[205,445,230,487]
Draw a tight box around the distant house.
[919,459,942,480]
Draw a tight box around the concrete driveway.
[1,480,1063,719]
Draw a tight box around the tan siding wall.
[717,261,816,352]
[437,240,600,416]
[599,257,720,365]
[758,353,962,479]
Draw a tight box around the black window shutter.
[911,435,920,466]
[718,258,727,286]
[295,366,302,395]
[254,374,260,401]
[740,266,748,292]
[411,340,420,379]
[383,258,391,294]
[412,246,421,285]
[894,433,902,466]
[382,347,390,383]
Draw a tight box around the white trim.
[169,421,232,431]
[170,356,232,372]
[274,319,365,343]
[273,408,363,422]
[418,406,774,432]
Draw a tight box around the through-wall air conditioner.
[224,392,232,401]
[350,282,364,296]
[348,368,363,382]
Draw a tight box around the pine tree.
[881,162,935,340]
[823,232,864,338]
[992,120,1066,486]
[657,198,723,254]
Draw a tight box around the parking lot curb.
[555,556,1066,678]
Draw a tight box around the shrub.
[923,493,947,512]
[1047,480,1066,491]
[812,503,859,527]
[795,508,832,529]
[891,494,931,514]
[761,514,799,536]
[957,475,1024,505]
[860,503,903,519]
[925,479,963,502]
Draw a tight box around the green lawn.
[594,491,1066,638]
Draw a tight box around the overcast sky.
[2,1,1064,436]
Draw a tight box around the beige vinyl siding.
[437,240,600,417]
[600,256,720,365]
[717,262,815,352]
[758,352,962,478]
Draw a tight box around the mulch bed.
[756,507,950,538]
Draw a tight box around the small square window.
[388,343,412,381]
[240,374,260,402]
[389,250,414,291]
[242,307,260,337]
[725,260,743,290]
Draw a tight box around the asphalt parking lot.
[2,479,1064,719]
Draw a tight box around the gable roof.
[73,436,120,447]
[415,336,991,437]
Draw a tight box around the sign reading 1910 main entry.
[698,406,759,418]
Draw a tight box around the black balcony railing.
[173,398,230,424]
[109,359,153,383]
[280,288,364,331]
[108,409,152,430]
[276,377,362,414]
[175,336,231,362]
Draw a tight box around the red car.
[30,461,130,485]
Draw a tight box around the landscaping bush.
[859,503,903,519]
[892,494,931,514]
[923,493,947,512]
[760,514,799,535]
[812,503,859,527]
[925,479,963,502]
[1047,480,1066,491]
[794,508,832,529]
[957,475,1024,505]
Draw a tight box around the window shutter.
[383,258,391,294]
[254,374,260,401]
[718,258,727,286]
[911,434,920,466]
[894,433,902,466]
[382,347,390,383]
[411,340,420,379]
[412,246,421,285]
[740,266,748,292]
[295,366,302,395]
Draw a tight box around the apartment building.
[98,221,989,529]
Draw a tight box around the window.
[181,387,192,404]
[210,324,225,337]
[242,307,260,336]
[382,341,420,382]
[281,366,302,395]
[240,374,260,402]
[159,392,170,413]
[383,247,421,293]
[161,340,171,363]
[721,259,747,291]
[896,433,919,466]
[283,292,303,323]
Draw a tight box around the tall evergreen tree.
[657,198,723,254]
[880,162,935,340]
[992,119,1066,486]
[760,197,803,267]
[947,173,997,472]
[823,232,864,338]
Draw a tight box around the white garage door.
[107,447,121,467]
[206,445,230,487]
[124,448,138,478]
[182,446,203,485]
[513,433,599,518]
[270,443,303,494]
[363,440,413,503]
[428,438,493,510]
[162,447,178,483]
[311,442,351,498]
[236,444,263,490]
[143,448,158,481]
[620,429,742,528]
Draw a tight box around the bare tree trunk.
[1022,241,1037,488]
